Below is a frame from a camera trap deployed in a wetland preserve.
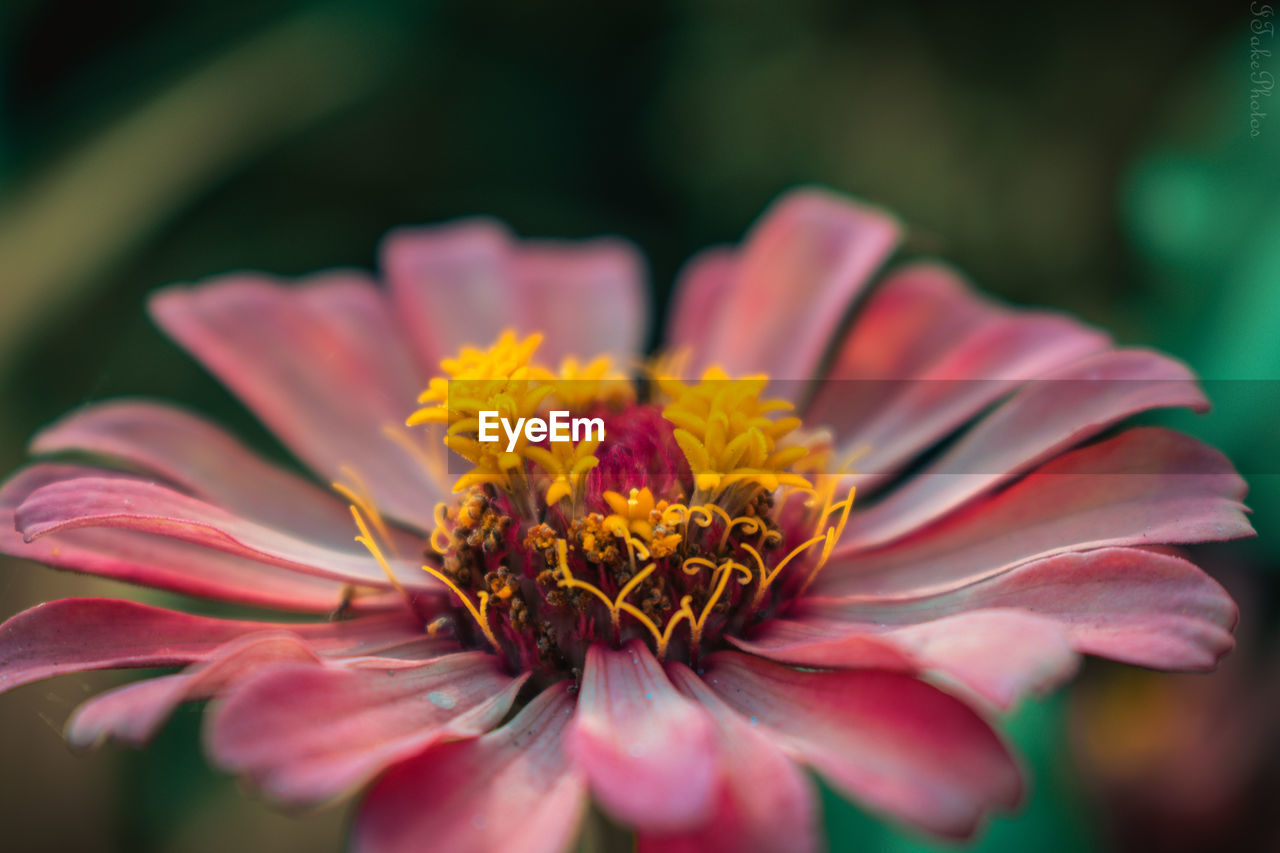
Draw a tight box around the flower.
[0,188,1253,852]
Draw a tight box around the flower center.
[349,332,854,682]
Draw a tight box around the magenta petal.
[821,428,1252,597]
[354,683,586,853]
[206,651,524,804]
[702,651,1021,838]
[567,639,719,832]
[65,632,320,749]
[381,218,648,370]
[808,263,1109,487]
[807,547,1239,671]
[735,611,1079,709]
[0,598,429,694]
[646,663,818,853]
[14,475,434,593]
[0,464,358,611]
[684,188,900,379]
[149,275,443,526]
[32,401,366,548]
[842,349,1209,547]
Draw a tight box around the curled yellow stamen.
[554,540,667,645]
[743,534,826,609]
[691,559,752,648]
[349,505,408,602]
[334,466,399,558]
[798,486,856,594]
[420,563,502,651]
[655,596,696,659]
[680,556,719,576]
[429,502,453,555]
[613,564,657,630]
[554,540,622,613]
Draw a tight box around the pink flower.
[0,188,1252,852]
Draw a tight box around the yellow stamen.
[553,539,667,644]
[420,563,502,651]
[799,486,856,593]
[656,597,696,659]
[334,466,399,558]
[743,534,825,609]
[429,502,453,554]
[691,559,752,648]
[661,367,813,496]
[348,505,408,601]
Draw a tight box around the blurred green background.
[0,1,1275,851]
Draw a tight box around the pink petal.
[149,274,444,526]
[354,683,587,853]
[807,263,1109,487]
[206,651,524,804]
[734,610,1079,709]
[32,401,366,548]
[567,639,719,832]
[702,651,1021,838]
[0,597,430,694]
[666,247,737,357]
[14,475,434,593]
[819,428,1252,598]
[806,546,1238,671]
[381,218,647,370]
[65,632,320,749]
[0,464,359,611]
[728,622,918,671]
[677,188,900,379]
[842,349,1209,548]
[643,663,818,853]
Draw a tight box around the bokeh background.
[1,1,1275,850]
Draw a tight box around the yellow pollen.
[658,366,814,496]
[405,330,630,517]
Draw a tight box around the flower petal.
[702,651,1021,838]
[65,632,320,749]
[807,546,1238,671]
[0,597,430,694]
[678,187,900,379]
[567,639,719,832]
[808,262,1109,486]
[381,218,647,369]
[646,663,818,853]
[666,247,737,358]
[0,464,359,611]
[206,651,524,804]
[149,274,443,526]
[734,610,1079,709]
[14,475,434,593]
[820,428,1252,597]
[842,349,1209,547]
[354,683,586,853]
[31,400,365,548]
